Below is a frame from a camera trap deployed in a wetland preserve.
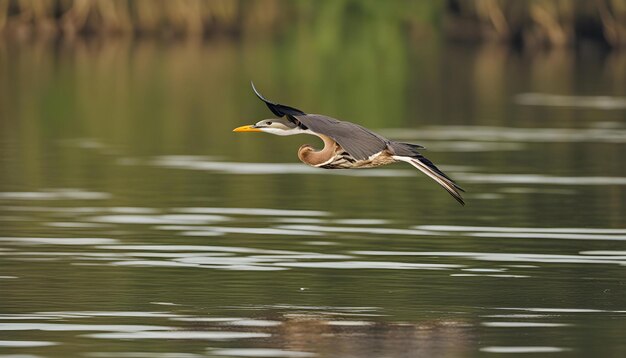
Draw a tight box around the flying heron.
[233,82,465,205]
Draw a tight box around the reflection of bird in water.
[234,82,465,205]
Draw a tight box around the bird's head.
[233,118,301,136]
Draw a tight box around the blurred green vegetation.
[0,29,624,224]
[1,0,625,48]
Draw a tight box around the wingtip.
[449,186,466,206]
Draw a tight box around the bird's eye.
[266,121,272,126]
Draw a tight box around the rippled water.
[1,36,625,357]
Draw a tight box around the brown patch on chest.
[297,134,341,166]
[351,150,396,168]
[298,135,397,169]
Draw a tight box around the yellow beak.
[233,124,262,132]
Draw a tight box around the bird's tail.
[392,155,465,206]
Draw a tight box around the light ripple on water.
[273,261,461,270]
[482,322,570,327]
[221,319,282,327]
[110,261,202,268]
[482,314,552,318]
[580,250,626,255]
[33,311,183,318]
[325,320,373,326]
[498,187,576,195]
[246,305,378,312]
[182,227,323,236]
[89,214,228,225]
[175,256,291,265]
[496,308,619,313]
[480,346,568,353]
[381,125,626,143]
[86,353,204,358]
[417,225,626,234]
[456,173,626,185]
[0,252,125,259]
[417,141,524,152]
[468,232,626,241]
[122,252,231,258]
[514,93,626,110]
[84,331,270,340]
[45,222,111,228]
[210,348,315,358]
[276,225,439,236]
[169,231,222,237]
[249,254,352,260]
[1,206,101,214]
[170,317,242,323]
[0,189,111,201]
[173,207,328,217]
[111,260,287,271]
[0,237,118,245]
[151,157,412,177]
[462,268,506,272]
[0,323,170,332]
[332,219,390,225]
[352,251,626,266]
[450,274,529,278]
[108,207,160,214]
[98,245,300,254]
[215,265,285,272]
[271,218,326,224]
[0,340,58,347]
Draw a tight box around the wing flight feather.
[295,114,389,160]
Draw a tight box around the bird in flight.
[233,82,465,205]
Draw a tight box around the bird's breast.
[317,150,395,169]
[297,134,395,169]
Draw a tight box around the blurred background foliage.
[0,0,625,48]
[0,0,625,217]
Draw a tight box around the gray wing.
[251,82,306,117]
[294,114,390,160]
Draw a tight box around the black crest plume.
[251,81,306,117]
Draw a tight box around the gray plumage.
[294,114,463,193]
[294,114,389,161]
[245,82,465,205]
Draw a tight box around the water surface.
[0,35,625,357]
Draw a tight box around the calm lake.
[0,34,625,357]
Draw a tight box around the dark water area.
[0,33,625,357]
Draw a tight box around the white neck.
[260,127,313,137]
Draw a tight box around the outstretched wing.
[251,82,412,161]
[294,114,390,160]
[251,81,306,117]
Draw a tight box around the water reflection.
[0,308,477,357]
